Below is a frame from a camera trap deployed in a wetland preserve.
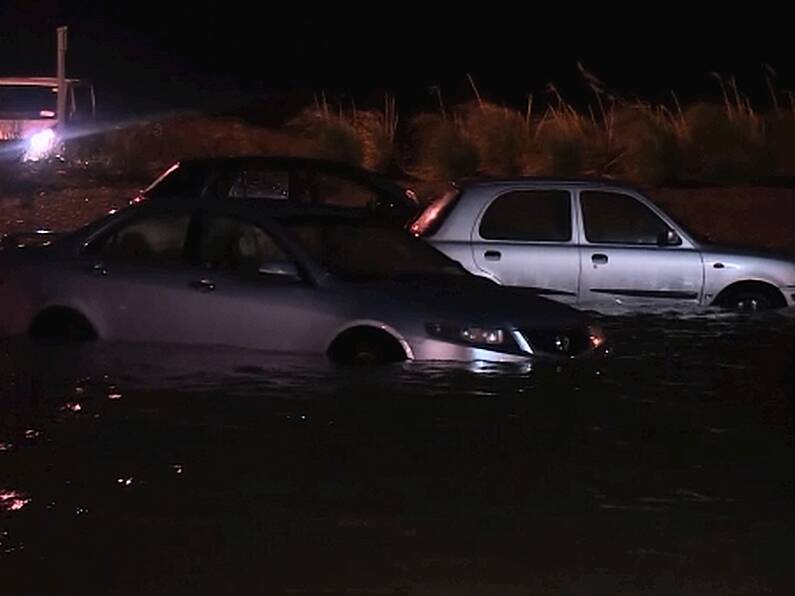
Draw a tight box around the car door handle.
[189,279,216,292]
[87,263,108,276]
[484,250,502,261]
[591,253,609,265]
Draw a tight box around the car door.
[577,190,704,308]
[470,188,580,304]
[77,207,204,342]
[179,210,340,353]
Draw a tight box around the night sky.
[2,3,793,118]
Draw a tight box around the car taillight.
[409,186,461,237]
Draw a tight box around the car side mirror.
[657,229,682,247]
[258,260,301,280]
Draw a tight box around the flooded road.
[1,311,795,595]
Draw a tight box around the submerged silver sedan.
[0,199,606,364]
[413,179,795,312]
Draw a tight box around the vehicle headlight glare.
[23,129,58,162]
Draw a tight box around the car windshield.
[283,221,467,281]
[0,85,57,119]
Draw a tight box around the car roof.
[0,76,86,87]
[267,210,398,227]
[160,156,409,197]
[175,155,386,177]
[453,176,629,190]
[128,195,396,223]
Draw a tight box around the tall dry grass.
[71,114,310,177]
[69,68,795,187]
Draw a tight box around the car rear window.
[228,169,290,200]
[313,172,379,208]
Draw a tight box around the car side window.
[313,172,379,208]
[198,215,291,277]
[85,214,191,265]
[581,191,668,245]
[68,85,93,121]
[479,190,572,241]
[228,169,289,200]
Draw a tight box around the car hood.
[698,242,794,261]
[699,243,795,273]
[336,274,591,329]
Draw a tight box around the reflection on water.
[1,310,795,594]
[0,490,30,512]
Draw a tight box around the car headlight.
[461,327,504,345]
[426,323,507,346]
[23,129,58,162]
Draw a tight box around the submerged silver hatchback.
[413,179,795,312]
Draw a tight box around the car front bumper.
[783,286,795,306]
[406,335,607,364]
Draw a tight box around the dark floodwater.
[1,311,795,595]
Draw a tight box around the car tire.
[349,338,384,366]
[328,327,406,366]
[29,308,97,341]
[721,287,778,312]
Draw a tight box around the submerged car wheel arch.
[712,280,787,309]
[29,306,98,341]
[326,321,413,363]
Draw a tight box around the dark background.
[1,2,792,118]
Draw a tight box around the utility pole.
[56,26,68,131]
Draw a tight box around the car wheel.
[349,338,383,366]
[29,308,97,341]
[724,288,775,312]
[328,327,407,366]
